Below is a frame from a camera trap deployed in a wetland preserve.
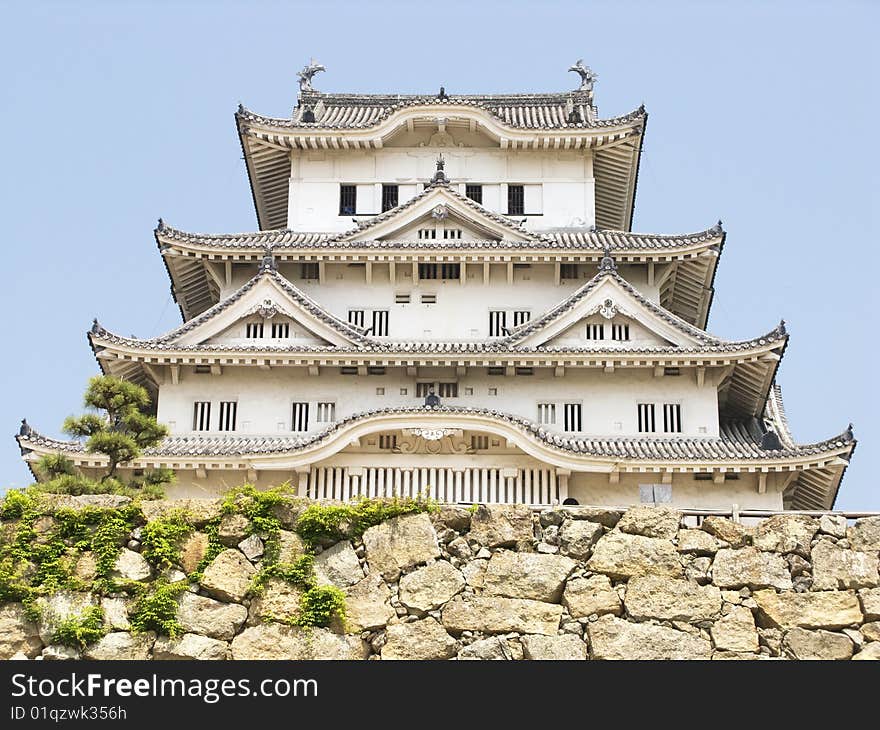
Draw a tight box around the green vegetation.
[295,495,436,544]
[51,606,106,649]
[295,586,347,628]
[140,511,192,569]
[129,580,188,638]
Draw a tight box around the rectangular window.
[663,403,682,433]
[560,263,579,280]
[487,367,505,376]
[586,323,604,340]
[507,184,524,215]
[417,229,437,240]
[489,310,507,337]
[218,401,237,432]
[381,184,398,212]
[301,262,319,280]
[664,367,681,376]
[538,403,556,425]
[512,310,531,327]
[245,322,263,339]
[640,484,672,504]
[419,263,459,279]
[379,434,397,450]
[441,263,460,278]
[292,402,310,432]
[348,310,365,328]
[420,293,437,304]
[563,403,582,432]
[515,367,533,376]
[316,402,336,423]
[612,323,630,341]
[487,387,498,396]
[438,382,458,398]
[442,229,462,240]
[340,367,358,375]
[464,386,474,396]
[471,434,489,450]
[194,365,210,374]
[395,293,411,304]
[339,184,357,215]
[638,403,656,433]
[465,184,482,204]
[418,263,437,279]
[192,402,211,432]
[415,382,433,398]
[371,310,389,336]
[271,322,289,338]
[367,366,386,375]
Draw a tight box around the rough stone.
[277,530,307,563]
[623,576,722,622]
[399,560,466,612]
[83,632,155,660]
[176,592,247,640]
[36,592,98,644]
[382,617,457,660]
[852,643,880,660]
[178,532,209,574]
[819,514,848,538]
[783,628,853,660]
[200,549,256,602]
[711,606,759,652]
[73,552,98,582]
[521,634,587,660]
[586,531,684,580]
[811,540,879,591]
[431,506,472,533]
[313,541,364,588]
[562,574,622,618]
[231,624,367,660]
[617,505,681,540]
[701,517,751,548]
[101,598,130,631]
[344,573,395,632]
[711,548,792,590]
[848,516,880,552]
[111,548,152,581]
[363,513,441,580]
[442,595,562,636]
[559,520,603,560]
[141,499,222,527]
[446,536,472,559]
[270,499,303,530]
[858,587,880,621]
[483,551,576,602]
[217,514,250,546]
[153,633,228,660]
[248,578,303,625]
[588,615,712,660]
[41,645,80,661]
[43,494,131,511]
[753,589,863,629]
[461,559,487,589]
[860,621,880,642]
[560,507,623,527]
[467,504,534,548]
[752,514,819,558]
[677,529,720,555]
[0,603,42,659]
[456,636,515,660]
[237,534,264,561]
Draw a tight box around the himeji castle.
[17,61,856,510]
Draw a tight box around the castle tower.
[17,62,855,510]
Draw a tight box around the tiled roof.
[237,91,645,132]
[16,405,854,462]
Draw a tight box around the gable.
[208,314,331,348]
[543,312,677,349]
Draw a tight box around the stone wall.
[2,497,879,660]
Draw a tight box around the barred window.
[340,367,358,375]
[415,382,434,398]
[379,434,397,450]
[663,403,682,433]
[638,403,656,433]
[245,322,263,338]
[487,367,505,376]
[465,184,482,204]
[316,402,336,423]
[513,310,531,327]
[271,322,289,338]
[301,262,319,280]
[538,403,556,425]
[419,263,437,279]
[471,435,489,450]
[612,323,630,341]
[381,184,398,212]
[218,401,237,432]
[419,263,459,279]
[507,184,524,215]
[418,229,437,240]
[586,323,604,340]
[371,310,389,336]
[395,293,411,304]
[192,401,211,432]
[489,310,507,337]
[560,263,579,280]
[442,229,462,240]
[348,309,365,328]
[420,293,437,305]
[563,403,582,432]
[438,382,458,398]
[339,184,357,215]
[292,402,310,432]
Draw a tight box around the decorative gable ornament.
[256,299,279,319]
[432,204,449,221]
[599,298,618,319]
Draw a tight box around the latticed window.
[418,229,437,240]
[371,310,389,336]
[379,434,397,450]
[292,402,310,431]
[316,402,336,423]
[489,310,507,337]
[339,184,357,215]
[381,184,398,212]
[507,184,524,215]
[538,403,556,425]
[218,401,237,432]
[465,184,482,204]
[245,322,263,338]
[663,403,682,433]
[192,402,211,431]
[586,323,604,340]
[563,403,582,432]
[612,323,630,341]
[301,262,319,280]
[438,382,458,398]
[443,229,462,240]
[638,403,656,433]
[271,322,289,338]
[560,263,579,280]
[471,435,489,450]
[348,310,365,327]
[513,310,530,327]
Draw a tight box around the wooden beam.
[318,262,326,284]
[696,366,706,388]
[365,261,372,283]
[460,261,466,285]
[225,261,233,287]
[483,262,490,284]
[554,262,561,286]
[170,365,180,385]
[308,365,319,376]
[757,472,768,494]
[210,364,222,376]
[389,261,396,284]
[507,261,513,285]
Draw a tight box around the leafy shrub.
[140,511,192,569]
[129,580,187,637]
[52,606,106,649]
[295,496,435,544]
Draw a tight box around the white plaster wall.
[287,147,595,231]
[155,366,720,438]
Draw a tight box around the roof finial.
[598,244,617,273]
[568,60,597,92]
[438,86,448,101]
[297,58,325,93]
[778,319,787,336]
[845,423,855,440]
[157,217,165,230]
[260,246,276,272]
[90,318,101,335]
[19,418,33,437]
[430,153,449,185]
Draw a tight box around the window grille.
[218,401,237,431]
[663,403,682,433]
[316,402,336,423]
[192,402,211,431]
[465,184,482,204]
[271,322,289,338]
[245,322,263,338]
[381,184,398,212]
[538,403,556,425]
[638,403,656,433]
[339,185,357,215]
[292,402,310,431]
[507,184,524,215]
[563,403,582,432]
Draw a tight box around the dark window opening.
[218,401,237,432]
[381,184,398,212]
[465,184,482,204]
[339,185,357,215]
[507,184,524,215]
[292,402,309,432]
[301,262,319,280]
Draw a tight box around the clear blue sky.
[1,1,876,508]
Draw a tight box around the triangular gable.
[154,269,369,349]
[504,271,721,349]
[340,184,538,244]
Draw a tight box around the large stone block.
[36,591,99,644]
[456,636,517,661]
[700,517,751,548]
[587,615,712,660]
[752,514,819,558]
[399,560,465,612]
[176,592,247,640]
[782,628,853,660]
[711,606,759,653]
[559,520,604,560]
[467,504,534,548]
[200,549,256,603]
[711,548,792,590]
[858,587,880,621]
[179,532,210,574]
[623,576,721,622]
[617,506,681,540]
[811,540,879,591]
[562,574,622,618]
[586,531,683,580]
[83,632,155,660]
[521,634,587,660]
[442,595,562,636]
[313,541,364,588]
[382,618,457,660]
[677,529,721,556]
[110,548,152,581]
[363,513,440,580]
[140,499,222,527]
[247,578,303,625]
[231,624,367,660]
[153,633,228,660]
[753,589,863,630]
[848,516,880,552]
[344,573,395,632]
[0,603,42,659]
[483,551,576,602]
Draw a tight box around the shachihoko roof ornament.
[297,59,325,93]
[598,244,617,273]
[569,60,598,91]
